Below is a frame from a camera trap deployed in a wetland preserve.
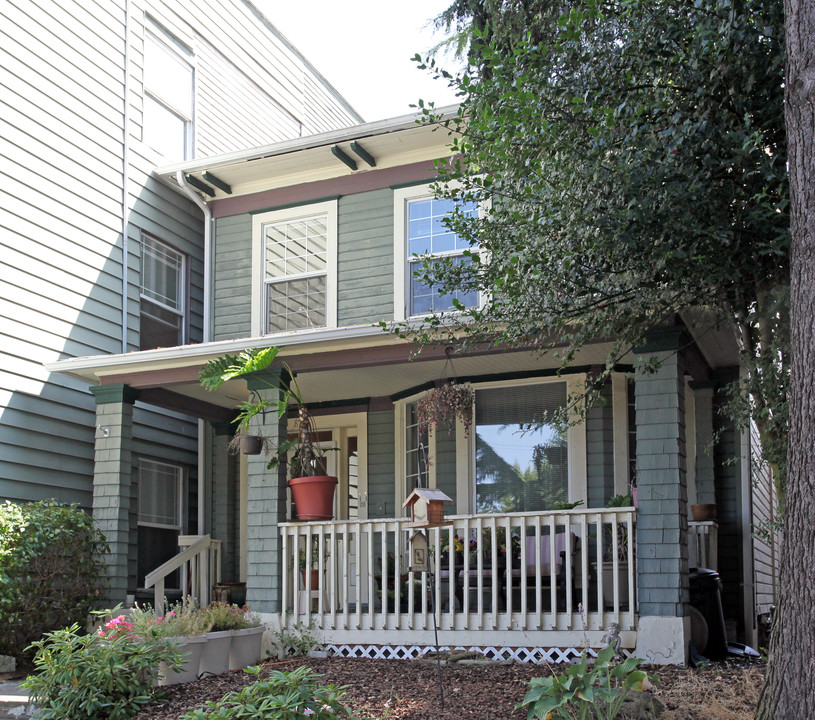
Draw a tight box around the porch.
[277,507,637,660]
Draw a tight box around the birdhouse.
[409,531,429,572]
[402,488,453,528]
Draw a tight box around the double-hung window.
[139,234,185,350]
[394,185,479,320]
[138,459,183,529]
[252,201,338,335]
[143,21,194,161]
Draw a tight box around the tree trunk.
[756,1,815,716]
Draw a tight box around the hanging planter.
[238,434,263,455]
[416,380,474,438]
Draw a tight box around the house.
[0,0,360,588]
[45,111,779,665]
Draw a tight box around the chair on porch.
[507,532,579,612]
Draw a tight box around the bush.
[180,665,355,720]
[23,620,180,720]
[0,500,109,661]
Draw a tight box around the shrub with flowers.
[96,614,136,640]
[23,610,180,720]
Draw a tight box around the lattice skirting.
[323,644,631,664]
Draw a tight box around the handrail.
[145,534,215,614]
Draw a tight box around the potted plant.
[129,599,211,685]
[197,602,248,677]
[225,605,264,671]
[199,347,338,520]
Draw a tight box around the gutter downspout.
[175,170,213,535]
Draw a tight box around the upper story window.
[139,234,185,350]
[251,201,338,336]
[393,185,479,320]
[144,21,194,161]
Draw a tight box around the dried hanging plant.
[416,381,474,439]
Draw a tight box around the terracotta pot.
[240,435,263,455]
[300,568,320,588]
[691,503,717,522]
[289,475,338,521]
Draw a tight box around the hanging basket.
[239,435,263,455]
[289,475,338,521]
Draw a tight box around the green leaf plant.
[23,616,180,720]
[180,665,355,720]
[516,646,655,720]
[199,347,330,478]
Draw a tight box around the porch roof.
[44,323,620,420]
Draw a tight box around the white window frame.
[394,375,588,515]
[251,200,338,337]
[393,184,483,321]
[139,233,186,346]
[137,458,185,530]
[143,20,194,161]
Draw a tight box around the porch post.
[244,370,287,613]
[633,327,690,664]
[211,422,237,579]
[90,384,139,607]
[690,381,717,505]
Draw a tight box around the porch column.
[633,327,690,664]
[690,381,717,505]
[245,370,287,613]
[211,422,237,580]
[90,384,139,607]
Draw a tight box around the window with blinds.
[475,382,568,513]
[138,459,182,529]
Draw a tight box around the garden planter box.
[159,635,207,685]
[199,630,233,677]
[229,625,265,670]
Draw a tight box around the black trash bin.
[689,567,728,660]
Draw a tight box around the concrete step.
[0,682,35,720]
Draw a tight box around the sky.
[255,0,462,123]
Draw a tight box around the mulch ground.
[130,655,764,720]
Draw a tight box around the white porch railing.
[144,534,222,614]
[688,520,718,571]
[279,508,636,640]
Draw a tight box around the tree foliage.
[411,0,789,491]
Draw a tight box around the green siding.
[367,409,395,518]
[337,189,394,326]
[586,381,615,508]
[213,214,252,340]
[435,430,457,503]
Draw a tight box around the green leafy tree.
[410,0,788,498]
